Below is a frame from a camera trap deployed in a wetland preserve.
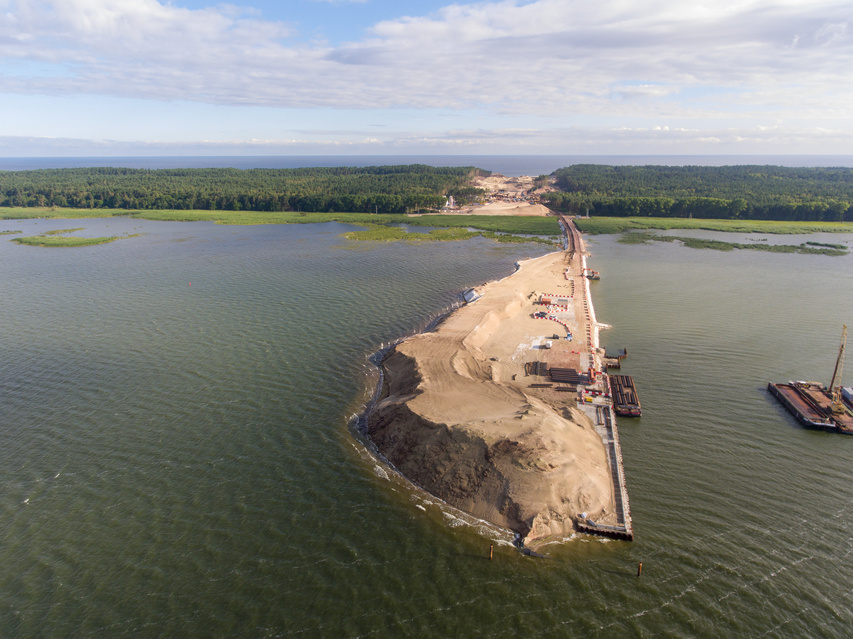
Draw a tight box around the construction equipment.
[830,325,847,414]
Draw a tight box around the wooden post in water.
[490,544,494,561]
[637,562,643,577]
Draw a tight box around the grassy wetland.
[0,207,561,244]
[2,207,849,251]
[616,231,849,255]
[342,222,559,245]
[572,217,852,255]
[12,235,121,247]
[573,216,853,236]
[10,226,141,247]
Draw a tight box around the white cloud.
[814,21,848,45]
[2,0,853,146]
[612,85,678,100]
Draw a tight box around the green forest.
[5,163,853,223]
[543,165,853,222]
[0,165,482,213]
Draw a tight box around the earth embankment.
[367,249,615,544]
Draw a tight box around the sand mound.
[368,251,615,545]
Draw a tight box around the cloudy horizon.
[1,0,852,156]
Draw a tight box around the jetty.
[560,216,634,541]
[577,404,634,541]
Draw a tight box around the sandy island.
[368,217,626,546]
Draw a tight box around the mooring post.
[637,562,643,577]
[489,544,494,560]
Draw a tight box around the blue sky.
[1,0,852,156]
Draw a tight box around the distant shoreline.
[5,154,853,176]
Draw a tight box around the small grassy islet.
[575,216,853,236]
[11,232,142,248]
[805,240,847,249]
[342,223,559,245]
[43,227,86,235]
[618,231,848,256]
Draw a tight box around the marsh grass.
[0,207,562,235]
[11,233,142,248]
[480,231,558,245]
[575,216,853,235]
[805,241,847,249]
[404,215,561,235]
[341,224,557,245]
[44,227,85,235]
[13,235,119,247]
[0,208,130,220]
[618,231,848,255]
[135,210,563,237]
[0,230,22,235]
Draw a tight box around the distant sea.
[3,154,853,176]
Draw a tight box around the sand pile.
[368,251,615,545]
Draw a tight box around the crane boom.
[830,325,847,413]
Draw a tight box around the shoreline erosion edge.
[358,217,633,547]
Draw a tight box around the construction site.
[516,217,639,540]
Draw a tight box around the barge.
[768,325,852,435]
[609,374,642,417]
[768,382,853,434]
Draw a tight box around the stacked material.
[610,375,642,417]
[550,368,582,384]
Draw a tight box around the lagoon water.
[1,217,852,637]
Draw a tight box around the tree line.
[0,165,482,213]
[543,165,853,222]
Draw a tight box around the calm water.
[1,218,851,637]
[4,155,853,176]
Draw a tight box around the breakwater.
[562,217,634,541]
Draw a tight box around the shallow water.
[1,217,851,637]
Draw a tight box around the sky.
[1,0,852,156]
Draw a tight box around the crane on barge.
[767,325,853,434]
[829,325,847,414]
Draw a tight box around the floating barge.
[609,374,642,417]
[767,382,853,435]
[768,325,852,435]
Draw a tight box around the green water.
[1,218,851,637]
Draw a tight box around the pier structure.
[578,404,634,540]
[559,215,599,371]
[558,215,634,540]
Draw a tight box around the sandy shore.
[368,222,617,545]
